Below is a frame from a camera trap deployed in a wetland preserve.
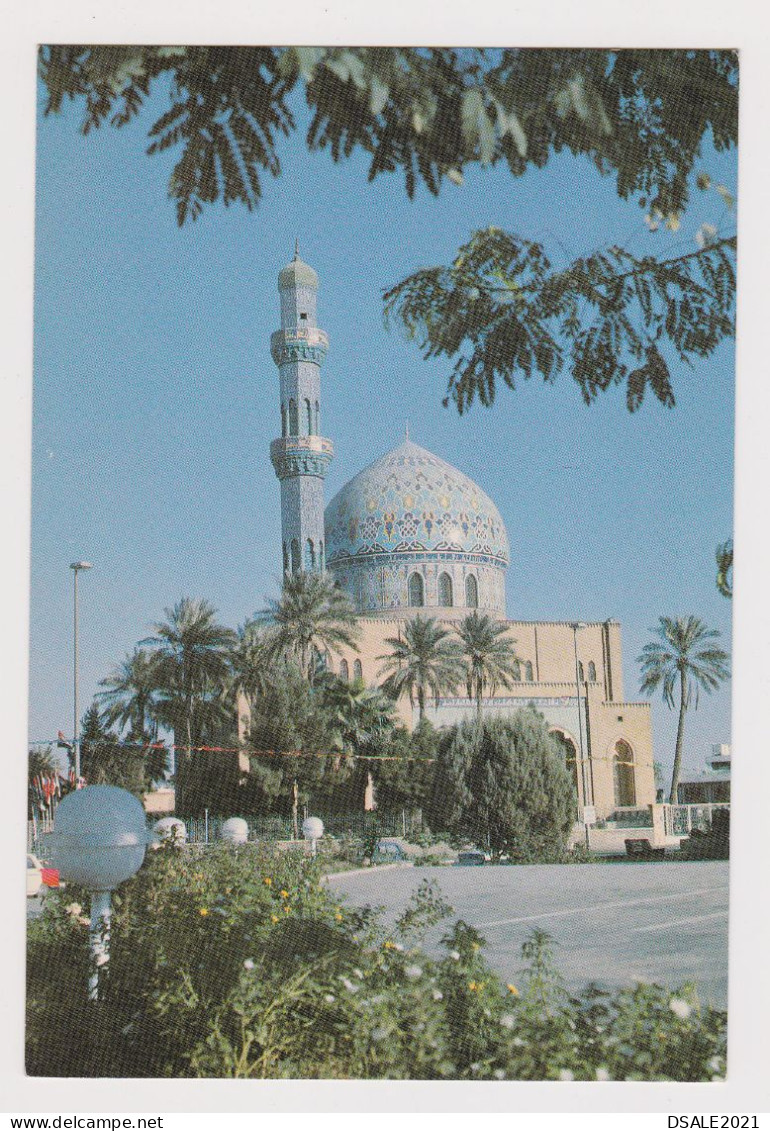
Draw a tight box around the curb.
[323,862,415,881]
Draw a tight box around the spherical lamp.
[220,817,249,844]
[302,816,324,856]
[153,817,187,846]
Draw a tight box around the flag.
[57,730,73,750]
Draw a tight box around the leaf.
[369,76,389,116]
[626,366,647,412]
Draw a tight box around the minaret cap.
[278,243,319,291]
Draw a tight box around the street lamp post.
[569,622,590,811]
[70,561,92,781]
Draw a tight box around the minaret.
[269,246,333,575]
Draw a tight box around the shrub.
[26,848,725,1080]
[426,709,577,860]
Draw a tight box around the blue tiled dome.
[324,439,510,565]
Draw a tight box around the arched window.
[578,661,585,683]
[282,543,289,574]
[465,574,479,608]
[613,739,636,807]
[408,572,425,607]
[288,399,298,435]
[305,539,315,570]
[588,661,597,683]
[281,404,287,437]
[438,572,453,607]
[353,659,363,683]
[525,661,534,682]
[339,659,349,682]
[290,539,301,574]
[315,401,320,434]
[305,398,313,435]
[512,659,521,681]
[551,730,580,799]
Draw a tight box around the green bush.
[427,710,578,860]
[26,847,725,1080]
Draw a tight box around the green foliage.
[638,616,730,803]
[38,48,737,224]
[456,611,519,714]
[716,538,733,598]
[384,226,736,414]
[428,710,577,858]
[377,614,464,720]
[97,648,168,784]
[256,571,360,684]
[79,703,145,794]
[26,850,725,1080]
[38,47,737,415]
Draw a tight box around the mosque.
[260,247,655,821]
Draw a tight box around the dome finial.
[294,238,299,260]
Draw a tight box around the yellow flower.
[199,908,209,917]
[271,914,279,924]
[384,940,397,950]
[507,983,519,996]
[280,889,289,899]
[468,980,479,992]
[263,877,272,887]
[284,905,291,914]
[471,942,480,951]
[335,913,343,922]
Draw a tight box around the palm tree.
[320,675,397,757]
[142,598,237,810]
[377,615,464,722]
[97,648,168,782]
[455,612,519,719]
[638,615,731,804]
[256,571,360,684]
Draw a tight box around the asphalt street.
[327,861,729,1008]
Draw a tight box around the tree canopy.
[39,46,737,413]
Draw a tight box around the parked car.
[456,849,486,866]
[26,853,60,897]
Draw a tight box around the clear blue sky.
[30,73,736,777]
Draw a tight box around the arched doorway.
[613,739,636,807]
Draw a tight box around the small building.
[677,744,731,804]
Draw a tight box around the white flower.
[596,1067,610,1081]
[709,1056,723,1074]
[470,1062,481,1074]
[669,997,692,1020]
[392,942,404,951]
[558,1069,575,1081]
[339,977,360,993]
[405,964,423,980]
[324,994,336,1004]
[500,1013,516,1030]
[513,1037,525,1047]
[493,1069,506,1080]
[432,989,444,1001]
[65,903,83,917]
[449,950,460,961]
[353,968,364,979]
[371,1026,387,1042]
[243,959,255,971]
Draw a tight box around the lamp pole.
[70,561,92,782]
[569,621,589,810]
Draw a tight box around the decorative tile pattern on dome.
[325,439,510,565]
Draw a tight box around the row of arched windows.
[408,571,479,609]
[577,660,598,683]
[338,658,364,683]
[512,660,534,682]
[281,398,321,438]
[283,538,324,574]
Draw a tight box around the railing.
[27,818,55,855]
[662,803,730,838]
[182,809,422,844]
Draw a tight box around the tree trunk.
[668,668,688,804]
[292,777,299,840]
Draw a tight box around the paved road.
[328,861,729,1008]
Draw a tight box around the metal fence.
[662,803,730,837]
[27,818,55,855]
[182,809,423,844]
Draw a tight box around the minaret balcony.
[271,327,329,366]
[270,435,334,480]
